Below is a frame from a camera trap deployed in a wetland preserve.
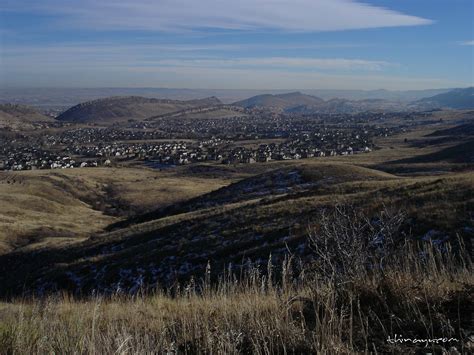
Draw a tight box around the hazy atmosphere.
[1,0,473,89]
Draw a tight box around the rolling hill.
[1,158,471,296]
[233,91,409,113]
[416,87,474,109]
[0,104,53,129]
[387,139,474,165]
[307,98,407,114]
[428,122,474,137]
[0,167,230,255]
[233,92,325,111]
[1,87,454,107]
[311,88,452,101]
[56,96,222,123]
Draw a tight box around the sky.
[0,0,473,90]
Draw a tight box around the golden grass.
[0,167,230,254]
[2,117,469,255]
[0,171,114,254]
[0,240,472,354]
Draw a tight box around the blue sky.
[0,0,472,90]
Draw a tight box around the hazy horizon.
[1,86,465,107]
[1,0,473,90]
[0,85,466,91]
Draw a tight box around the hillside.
[145,105,247,121]
[1,87,455,107]
[387,139,474,165]
[309,98,406,114]
[302,88,452,101]
[233,92,324,111]
[56,96,222,123]
[416,87,474,109]
[428,122,474,137]
[1,158,472,296]
[0,104,53,129]
[234,92,409,113]
[0,167,229,255]
[2,112,473,294]
[1,124,473,353]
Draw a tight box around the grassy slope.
[1,160,471,295]
[0,116,473,353]
[0,171,114,254]
[0,167,229,254]
[0,116,473,292]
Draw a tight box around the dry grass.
[0,167,230,254]
[0,171,114,254]
[0,119,472,353]
[1,117,471,255]
[0,212,472,354]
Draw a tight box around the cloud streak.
[459,40,474,46]
[3,42,465,91]
[2,0,432,32]
[2,43,391,71]
[151,58,392,71]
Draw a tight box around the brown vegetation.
[0,117,473,353]
[0,167,229,254]
[0,208,472,354]
[0,104,52,130]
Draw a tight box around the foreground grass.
[0,239,472,354]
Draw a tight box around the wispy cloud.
[151,58,392,71]
[4,42,465,91]
[2,43,392,73]
[2,0,432,32]
[459,40,474,46]
[0,42,372,56]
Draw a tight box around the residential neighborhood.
[0,110,407,171]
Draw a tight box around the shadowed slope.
[0,161,471,296]
[57,96,222,123]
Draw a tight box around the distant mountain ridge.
[56,96,222,123]
[234,91,410,113]
[304,88,452,101]
[234,88,474,113]
[0,87,454,107]
[415,87,474,109]
[49,87,474,123]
